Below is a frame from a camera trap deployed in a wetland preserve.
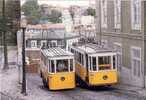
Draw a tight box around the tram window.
[92,57,97,71]
[98,56,111,70]
[56,60,68,72]
[76,52,81,64]
[86,54,88,69]
[48,60,50,72]
[74,51,76,60]
[89,57,92,70]
[81,54,84,66]
[79,53,81,64]
[113,56,116,69]
[71,49,74,53]
[70,59,73,71]
[50,60,55,73]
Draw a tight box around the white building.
[62,9,73,32]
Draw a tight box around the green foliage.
[22,1,62,24]
[87,7,96,17]
[22,0,40,24]
[48,9,62,23]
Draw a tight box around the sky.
[21,0,95,7]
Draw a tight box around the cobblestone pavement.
[25,74,146,100]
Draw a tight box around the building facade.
[95,0,145,87]
[25,24,79,49]
[17,24,79,64]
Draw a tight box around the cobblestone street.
[25,73,145,100]
[1,67,146,100]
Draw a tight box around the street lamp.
[21,19,27,95]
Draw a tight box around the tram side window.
[86,54,88,69]
[70,59,74,71]
[76,52,81,63]
[48,60,50,72]
[50,60,55,73]
[92,57,97,71]
[89,56,92,70]
[98,56,111,70]
[113,56,116,69]
[56,60,68,72]
[81,54,84,66]
[71,48,74,53]
[79,53,81,64]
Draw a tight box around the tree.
[0,0,20,46]
[48,9,62,23]
[5,0,21,45]
[2,0,8,69]
[22,0,40,24]
[86,7,96,17]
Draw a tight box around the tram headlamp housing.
[60,77,65,81]
[103,75,108,80]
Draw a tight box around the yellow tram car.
[40,47,75,90]
[69,43,118,86]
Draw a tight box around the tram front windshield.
[49,59,74,73]
[56,60,68,72]
[98,56,112,70]
[89,56,115,71]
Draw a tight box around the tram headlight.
[60,77,65,81]
[103,75,108,80]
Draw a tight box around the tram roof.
[41,47,74,58]
[71,43,115,54]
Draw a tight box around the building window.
[101,39,108,48]
[41,40,47,48]
[114,43,122,71]
[114,0,121,29]
[51,40,57,47]
[31,40,37,48]
[101,0,107,28]
[131,46,141,77]
[131,0,141,30]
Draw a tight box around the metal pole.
[21,28,27,95]
[98,0,102,45]
[64,32,66,49]
[2,0,8,70]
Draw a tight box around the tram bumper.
[48,72,75,90]
[88,70,118,86]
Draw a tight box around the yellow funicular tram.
[40,47,75,90]
[69,43,118,86]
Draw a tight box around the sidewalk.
[0,46,18,70]
[0,46,24,100]
[113,84,146,99]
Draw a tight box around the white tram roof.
[41,47,74,58]
[71,43,116,54]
